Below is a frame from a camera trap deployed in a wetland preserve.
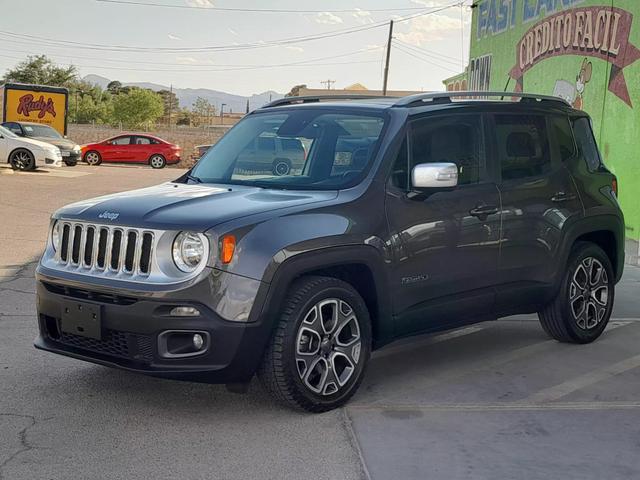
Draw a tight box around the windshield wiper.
[186,173,203,184]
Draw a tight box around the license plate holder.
[60,300,102,340]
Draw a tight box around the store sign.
[509,6,640,106]
[16,94,57,119]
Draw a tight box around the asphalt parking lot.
[1,164,640,480]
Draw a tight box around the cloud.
[396,13,461,46]
[285,46,304,53]
[351,8,374,25]
[315,12,343,25]
[185,0,213,7]
[167,33,182,41]
[227,28,239,36]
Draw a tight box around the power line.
[393,40,463,68]
[0,2,464,54]
[0,52,380,73]
[392,42,460,74]
[0,45,383,69]
[95,0,436,14]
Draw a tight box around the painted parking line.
[359,320,633,407]
[524,351,640,403]
[348,401,640,412]
[0,166,92,178]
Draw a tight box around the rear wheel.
[538,242,614,344]
[149,154,166,169]
[9,149,35,171]
[272,158,291,176]
[84,151,102,166]
[258,276,371,412]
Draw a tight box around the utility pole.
[320,79,336,90]
[168,84,173,129]
[382,20,394,96]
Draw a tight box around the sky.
[0,0,472,96]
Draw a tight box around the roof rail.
[393,91,571,108]
[262,94,391,108]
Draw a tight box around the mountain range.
[83,74,284,113]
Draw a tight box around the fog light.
[170,306,200,317]
[193,333,204,350]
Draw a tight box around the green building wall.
[451,0,640,262]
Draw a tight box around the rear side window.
[572,117,602,170]
[134,137,151,145]
[494,114,550,181]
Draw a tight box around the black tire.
[538,242,615,344]
[9,149,35,171]
[257,276,372,413]
[149,154,166,169]
[84,150,102,166]
[272,158,291,176]
[64,160,77,167]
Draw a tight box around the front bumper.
[34,269,273,383]
[61,151,81,163]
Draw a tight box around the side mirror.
[411,163,458,189]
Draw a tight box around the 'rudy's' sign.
[509,6,640,106]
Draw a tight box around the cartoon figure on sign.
[573,58,592,110]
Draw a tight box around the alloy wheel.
[86,152,100,165]
[273,161,290,176]
[12,151,32,170]
[569,257,610,330]
[150,155,165,168]
[295,298,362,396]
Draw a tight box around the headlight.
[172,232,207,273]
[51,221,60,251]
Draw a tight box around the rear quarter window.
[572,117,602,170]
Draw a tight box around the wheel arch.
[559,214,625,283]
[256,245,393,349]
[8,146,34,162]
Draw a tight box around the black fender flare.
[253,244,393,349]
[556,213,625,284]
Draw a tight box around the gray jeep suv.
[35,92,624,412]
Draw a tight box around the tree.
[192,97,216,126]
[285,84,307,97]
[176,109,193,126]
[111,88,164,128]
[2,55,77,86]
[158,89,179,125]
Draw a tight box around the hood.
[54,182,338,231]
[29,136,78,151]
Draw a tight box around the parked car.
[0,124,62,171]
[192,144,212,161]
[236,134,306,176]
[81,134,181,168]
[35,92,624,413]
[1,121,81,166]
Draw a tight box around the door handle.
[469,205,498,220]
[551,191,576,203]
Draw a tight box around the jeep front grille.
[57,222,154,276]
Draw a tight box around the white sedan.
[0,125,62,171]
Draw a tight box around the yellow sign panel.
[4,89,67,135]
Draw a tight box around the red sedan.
[81,134,181,169]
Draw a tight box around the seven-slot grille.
[57,222,154,276]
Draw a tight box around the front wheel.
[64,160,77,167]
[149,154,166,169]
[9,149,35,171]
[258,276,371,412]
[272,158,291,176]
[538,242,615,344]
[84,151,102,166]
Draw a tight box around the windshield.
[190,110,386,189]
[0,125,18,139]
[23,124,62,139]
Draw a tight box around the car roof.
[110,133,165,141]
[5,121,56,127]
[258,92,578,115]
